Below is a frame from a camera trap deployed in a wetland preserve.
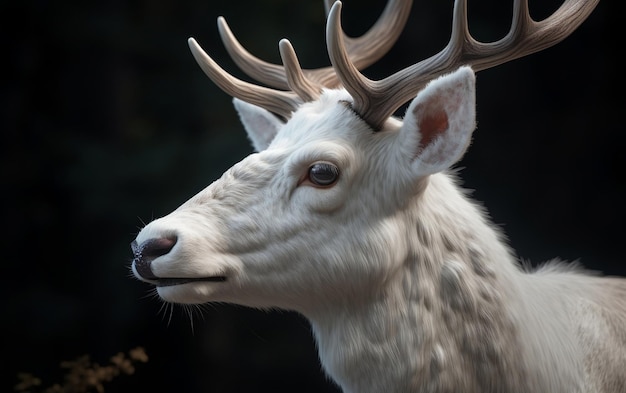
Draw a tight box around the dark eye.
[308,162,339,187]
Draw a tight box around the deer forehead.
[272,90,400,148]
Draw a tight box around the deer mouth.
[155,276,227,287]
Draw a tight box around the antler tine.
[324,0,413,70]
[328,0,599,130]
[327,1,399,128]
[217,17,290,90]
[279,39,324,102]
[461,0,600,71]
[326,2,374,113]
[218,0,413,91]
[188,37,301,119]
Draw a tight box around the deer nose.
[131,237,177,280]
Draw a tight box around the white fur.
[133,67,626,393]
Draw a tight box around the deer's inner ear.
[416,101,449,150]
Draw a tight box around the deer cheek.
[293,186,346,214]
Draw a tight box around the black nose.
[131,237,177,280]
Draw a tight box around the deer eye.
[308,162,339,187]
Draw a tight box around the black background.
[2,0,624,392]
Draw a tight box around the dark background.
[2,0,624,392]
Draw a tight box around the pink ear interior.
[416,99,449,149]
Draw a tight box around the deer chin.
[155,278,228,304]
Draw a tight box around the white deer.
[131,0,626,392]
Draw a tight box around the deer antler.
[218,0,413,91]
[188,0,413,118]
[188,37,302,119]
[327,0,599,129]
[190,0,598,126]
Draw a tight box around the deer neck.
[307,173,536,393]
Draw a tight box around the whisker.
[137,215,148,227]
[166,303,174,327]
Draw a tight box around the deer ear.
[233,98,284,152]
[399,66,476,176]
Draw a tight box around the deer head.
[131,0,598,315]
[131,1,606,390]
